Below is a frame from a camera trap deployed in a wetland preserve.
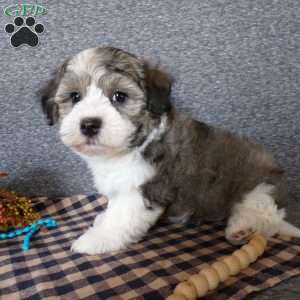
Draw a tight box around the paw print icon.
[5,16,44,48]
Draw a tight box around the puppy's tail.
[278,220,300,238]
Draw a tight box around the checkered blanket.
[1,195,300,300]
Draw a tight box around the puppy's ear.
[144,64,172,115]
[40,79,59,126]
[39,60,68,125]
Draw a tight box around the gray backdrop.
[0,0,299,201]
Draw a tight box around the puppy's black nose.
[80,118,102,137]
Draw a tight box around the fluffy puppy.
[40,47,300,254]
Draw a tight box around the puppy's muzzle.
[80,117,102,137]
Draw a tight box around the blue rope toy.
[0,218,58,251]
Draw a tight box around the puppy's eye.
[111,91,128,104]
[70,92,81,104]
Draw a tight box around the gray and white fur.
[40,47,300,254]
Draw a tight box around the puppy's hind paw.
[226,227,255,245]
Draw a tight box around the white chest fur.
[72,150,162,255]
[85,150,155,197]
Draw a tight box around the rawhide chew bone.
[166,234,267,300]
[232,249,251,269]
[241,244,258,263]
[174,282,197,299]
[222,255,241,275]
[200,267,220,290]
[211,261,230,282]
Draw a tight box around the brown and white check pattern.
[1,195,300,300]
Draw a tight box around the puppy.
[40,47,300,254]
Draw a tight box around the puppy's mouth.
[60,128,128,157]
[70,140,126,157]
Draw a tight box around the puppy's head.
[40,47,172,157]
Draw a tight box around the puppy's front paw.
[93,212,105,226]
[71,227,128,255]
[71,228,101,255]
